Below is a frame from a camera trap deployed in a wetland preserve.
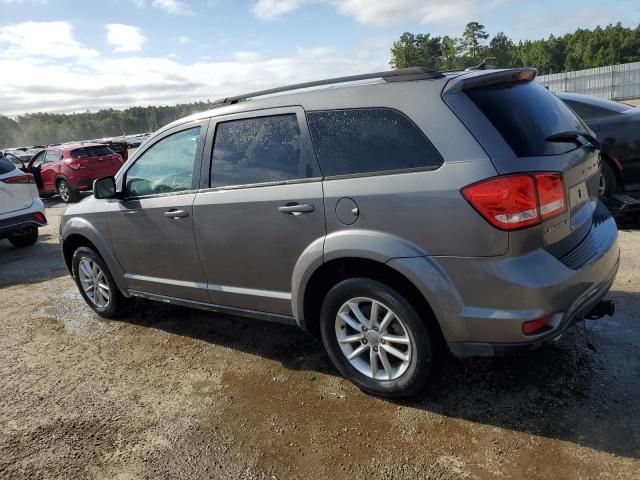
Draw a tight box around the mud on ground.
[0,199,639,479]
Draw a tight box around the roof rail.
[211,66,443,106]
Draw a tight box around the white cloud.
[177,35,192,44]
[0,42,388,116]
[0,21,98,59]
[106,24,147,53]
[105,23,147,52]
[252,0,507,26]
[252,0,304,20]
[151,0,193,15]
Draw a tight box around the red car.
[25,144,124,202]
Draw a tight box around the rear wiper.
[545,131,600,149]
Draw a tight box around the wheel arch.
[61,218,128,294]
[601,152,624,191]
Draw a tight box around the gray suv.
[60,67,620,397]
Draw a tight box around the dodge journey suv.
[60,67,619,397]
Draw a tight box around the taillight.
[535,173,567,220]
[1,173,35,184]
[461,172,566,231]
[65,159,82,170]
[522,316,551,335]
[33,212,47,223]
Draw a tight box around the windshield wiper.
[545,131,600,149]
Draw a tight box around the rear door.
[73,146,123,178]
[107,121,210,302]
[444,72,603,258]
[0,157,34,215]
[40,150,63,192]
[193,107,325,316]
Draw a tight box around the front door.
[193,108,325,316]
[107,122,210,302]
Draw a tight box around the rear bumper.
[0,212,47,239]
[388,202,620,357]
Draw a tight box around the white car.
[0,155,47,248]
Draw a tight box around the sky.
[0,0,638,116]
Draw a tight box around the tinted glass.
[466,81,590,157]
[72,146,114,158]
[126,127,200,196]
[306,108,442,177]
[211,114,304,188]
[0,156,17,174]
[30,151,45,167]
[4,153,24,168]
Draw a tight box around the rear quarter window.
[0,156,17,174]
[466,81,589,157]
[306,108,443,177]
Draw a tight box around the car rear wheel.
[320,278,434,398]
[8,227,38,248]
[599,161,618,197]
[72,246,129,318]
[57,179,79,203]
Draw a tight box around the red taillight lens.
[535,173,567,220]
[522,316,551,335]
[65,159,82,170]
[33,212,47,222]
[462,172,566,231]
[1,173,35,184]
[461,175,539,230]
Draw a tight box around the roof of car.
[53,142,106,152]
[555,92,633,112]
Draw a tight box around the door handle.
[164,209,189,219]
[278,203,314,214]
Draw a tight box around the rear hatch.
[0,157,35,215]
[443,69,604,260]
[70,146,123,178]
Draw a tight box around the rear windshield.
[466,81,590,157]
[71,146,114,158]
[0,156,17,174]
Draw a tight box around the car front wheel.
[72,246,129,318]
[320,278,435,398]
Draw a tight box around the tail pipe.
[585,300,615,320]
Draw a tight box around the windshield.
[466,81,591,157]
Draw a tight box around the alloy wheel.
[58,182,70,202]
[78,257,110,308]
[334,297,414,381]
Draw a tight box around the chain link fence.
[537,62,640,100]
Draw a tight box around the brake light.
[33,212,47,222]
[522,316,551,335]
[535,173,567,220]
[1,173,35,184]
[461,172,566,231]
[65,159,82,170]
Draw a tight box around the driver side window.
[125,126,201,197]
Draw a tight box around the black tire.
[8,227,38,248]
[57,179,79,203]
[71,246,129,318]
[319,278,435,398]
[600,161,618,198]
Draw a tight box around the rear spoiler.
[444,68,538,93]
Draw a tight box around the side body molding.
[291,229,463,337]
[60,215,128,294]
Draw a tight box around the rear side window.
[211,114,305,188]
[72,146,114,158]
[0,156,17,174]
[466,81,589,157]
[306,108,442,177]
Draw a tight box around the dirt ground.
[1,197,639,480]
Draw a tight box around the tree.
[461,22,489,61]
[390,32,442,69]
[440,35,459,70]
[489,32,514,67]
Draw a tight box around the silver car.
[60,67,619,397]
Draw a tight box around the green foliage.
[390,21,640,73]
[0,101,214,149]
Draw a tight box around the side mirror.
[93,176,117,199]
